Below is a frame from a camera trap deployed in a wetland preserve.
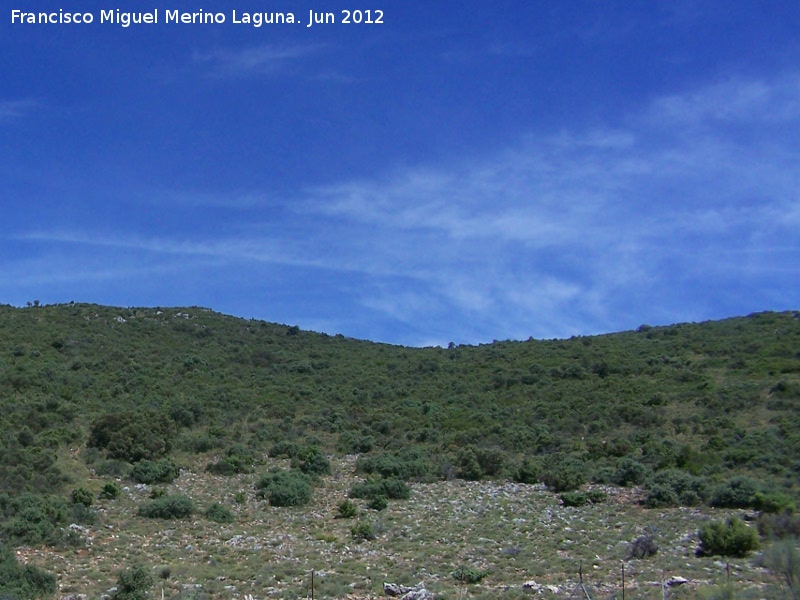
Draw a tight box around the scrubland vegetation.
[0,303,798,598]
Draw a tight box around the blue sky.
[2,1,799,346]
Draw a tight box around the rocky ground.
[15,455,785,599]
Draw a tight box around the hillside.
[1,303,799,598]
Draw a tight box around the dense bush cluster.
[349,478,411,502]
[205,502,235,523]
[130,459,180,484]
[698,518,760,558]
[0,543,56,598]
[0,492,68,546]
[205,445,257,475]
[138,494,194,519]
[88,411,177,463]
[255,469,312,507]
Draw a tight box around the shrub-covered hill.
[1,303,799,513]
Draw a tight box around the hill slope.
[0,304,799,598]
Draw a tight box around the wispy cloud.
[0,99,39,123]
[193,44,323,78]
[9,72,800,344]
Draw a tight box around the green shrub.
[560,491,589,507]
[613,457,651,487]
[757,512,800,540]
[0,493,67,546]
[367,495,388,511]
[291,446,331,476]
[205,503,235,524]
[268,441,299,459]
[68,502,97,526]
[762,539,800,598]
[540,455,587,492]
[138,495,194,520]
[753,491,796,515]
[255,469,312,507]
[336,500,358,519]
[710,476,761,509]
[452,566,489,584]
[455,446,506,481]
[0,543,57,598]
[113,564,153,600]
[70,487,94,507]
[337,431,374,454]
[698,518,759,558]
[644,469,708,507]
[88,411,176,463]
[99,481,121,500]
[349,478,410,501]
[350,522,376,541]
[205,444,256,475]
[512,457,541,485]
[130,459,180,485]
[356,450,430,481]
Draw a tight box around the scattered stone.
[666,576,689,587]
[522,580,542,591]
[384,582,432,599]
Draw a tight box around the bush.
[255,469,312,507]
[205,445,256,476]
[350,522,376,541]
[68,502,97,526]
[268,441,299,459]
[113,564,153,600]
[560,491,589,507]
[627,534,658,559]
[613,458,651,487]
[698,518,759,558]
[337,431,374,455]
[367,495,388,511]
[99,481,121,500]
[0,493,67,546]
[0,543,56,598]
[336,500,358,519]
[762,539,800,598]
[138,495,194,520]
[130,459,180,485]
[88,411,176,463]
[644,469,708,507]
[540,455,587,492]
[205,503,235,524]
[753,491,796,515]
[70,487,94,507]
[512,457,541,484]
[710,476,761,509]
[452,566,489,584]
[291,446,331,476]
[349,478,410,501]
[356,450,430,481]
[757,512,800,540]
[455,446,505,481]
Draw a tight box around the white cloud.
[10,72,800,344]
[193,44,323,77]
[0,99,39,123]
